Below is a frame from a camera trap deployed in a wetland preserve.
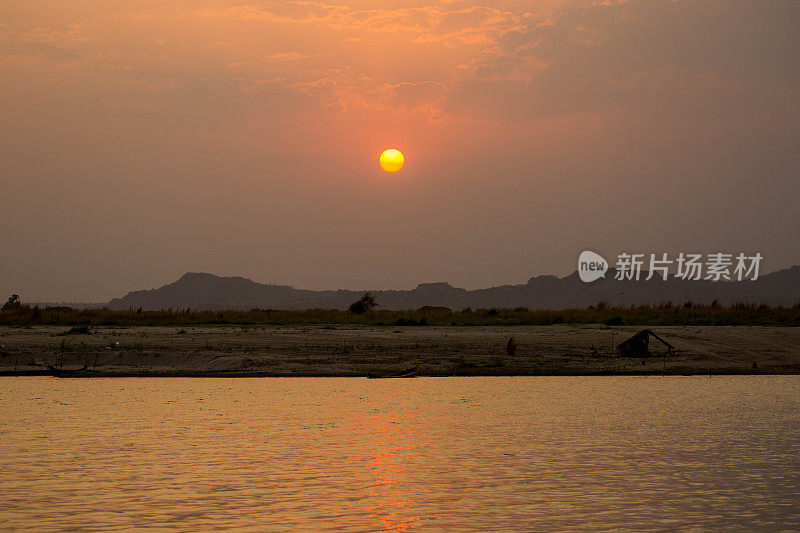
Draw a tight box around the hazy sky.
[1,0,798,301]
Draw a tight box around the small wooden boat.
[48,364,91,377]
[367,367,417,379]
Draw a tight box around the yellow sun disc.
[379,148,404,173]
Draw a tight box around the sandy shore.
[1,325,799,376]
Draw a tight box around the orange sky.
[1,0,799,300]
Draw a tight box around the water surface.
[2,376,799,531]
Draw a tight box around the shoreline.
[3,324,799,379]
[3,368,799,378]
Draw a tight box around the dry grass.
[1,302,799,328]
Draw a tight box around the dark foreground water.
[1,376,799,531]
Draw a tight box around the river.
[1,376,798,531]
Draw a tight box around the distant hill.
[107,267,800,311]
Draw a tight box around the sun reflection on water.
[361,414,440,531]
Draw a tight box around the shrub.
[349,292,378,314]
[1,294,21,311]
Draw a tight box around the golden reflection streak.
[361,414,440,531]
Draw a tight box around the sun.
[379,148,404,173]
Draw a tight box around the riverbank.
[2,324,798,377]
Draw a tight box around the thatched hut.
[617,329,674,357]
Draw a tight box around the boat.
[367,367,417,379]
[47,364,92,377]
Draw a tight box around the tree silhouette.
[349,292,378,314]
[1,294,21,311]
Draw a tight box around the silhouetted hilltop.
[106,267,800,311]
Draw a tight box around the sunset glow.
[0,0,797,300]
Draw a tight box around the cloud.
[185,2,565,117]
[266,51,322,61]
[0,22,91,63]
[196,2,532,43]
[6,0,793,128]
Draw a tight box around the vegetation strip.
[2,302,799,327]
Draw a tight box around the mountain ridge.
[107,266,800,311]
